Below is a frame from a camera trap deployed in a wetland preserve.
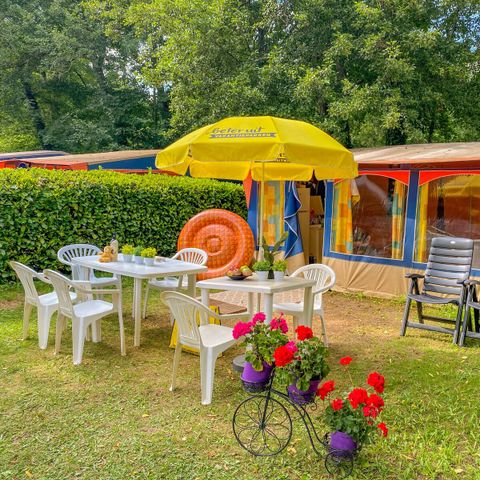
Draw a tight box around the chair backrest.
[57,244,101,280]
[161,291,212,349]
[173,248,208,266]
[44,269,75,318]
[10,261,40,304]
[423,237,473,297]
[291,264,336,297]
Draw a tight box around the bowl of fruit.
[226,265,253,280]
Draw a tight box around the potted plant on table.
[274,326,330,405]
[272,259,287,281]
[261,232,288,278]
[252,260,271,281]
[232,312,289,392]
[141,247,157,266]
[318,357,388,455]
[121,244,134,262]
[133,246,144,265]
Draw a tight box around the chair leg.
[54,314,65,355]
[200,349,217,405]
[459,306,471,347]
[400,297,413,336]
[169,341,182,392]
[22,301,33,340]
[319,312,328,347]
[453,302,465,345]
[72,319,87,365]
[118,309,126,356]
[37,305,55,350]
[416,301,424,324]
[91,320,102,343]
[142,283,150,320]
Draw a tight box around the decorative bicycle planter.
[232,369,359,479]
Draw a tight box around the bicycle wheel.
[232,395,292,456]
[324,450,354,478]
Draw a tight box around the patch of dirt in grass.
[0,299,21,309]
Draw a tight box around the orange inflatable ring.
[178,209,255,280]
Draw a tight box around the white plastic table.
[197,275,316,323]
[71,254,207,346]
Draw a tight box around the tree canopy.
[0,0,478,152]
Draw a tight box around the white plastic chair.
[143,248,208,319]
[57,244,120,288]
[44,269,125,365]
[273,264,336,345]
[10,261,77,349]
[161,291,238,405]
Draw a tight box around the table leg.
[303,286,314,328]
[186,274,197,298]
[265,293,273,323]
[247,292,255,317]
[133,278,143,347]
[201,288,210,308]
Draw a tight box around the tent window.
[331,175,407,259]
[415,174,480,267]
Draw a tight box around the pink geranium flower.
[252,312,266,324]
[232,321,253,339]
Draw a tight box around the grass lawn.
[1,279,480,480]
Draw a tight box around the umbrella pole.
[258,164,265,260]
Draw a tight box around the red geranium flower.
[232,321,253,340]
[348,388,368,409]
[367,372,385,393]
[378,422,388,437]
[331,398,344,411]
[339,356,352,366]
[273,345,295,367]
[295,325,313,341]
[362,405,379,418]
[316,380,335,400]
[367,393,384,410]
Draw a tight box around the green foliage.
[252,260,270,272]
[133,246,144,256]
[121,244,134,255]
[276,336,330,391]
[272,259,287,272]
[0,169,246,282]
[261,232,288,266]
[140,247,156,258]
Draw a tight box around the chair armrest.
[313,279,336,296]
[35,272,52,284]
[463,279,480,286]
[405,273,424,279]
[71,280,120,296]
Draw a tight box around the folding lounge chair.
[400,237,473,343]
[459,280,480,346]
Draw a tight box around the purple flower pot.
[241,361,273,393]
[287,378,322,405]
[329,431,357,456]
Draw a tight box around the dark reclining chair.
[400,237,473,344]
[459,280,480,346]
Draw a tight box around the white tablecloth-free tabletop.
[72,254,207,346]
[197,275,316,323]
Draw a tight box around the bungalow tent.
[322,142,480,297]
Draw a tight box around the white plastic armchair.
[273,264,336,345]
[143,248,208,319]
[161,291,238,405]
[44,269,125,365]
[57,244,120,288]
[10,261,77,349]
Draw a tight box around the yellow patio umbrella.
[156,115,357,246]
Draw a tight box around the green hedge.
[0,169,247,283]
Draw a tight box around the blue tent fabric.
[247,180,303,258]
